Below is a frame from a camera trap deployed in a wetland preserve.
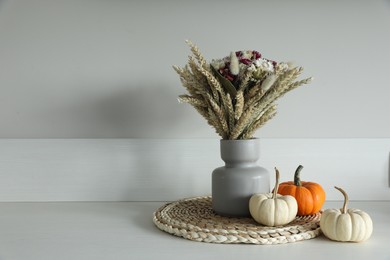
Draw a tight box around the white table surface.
[0,201,389,260]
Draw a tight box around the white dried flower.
[247,64,256,71]
[254,58,274,73]
[211,59,225,70]
[239,63,247,71]
[241,50,252,59]
[276,62,289,72]
[260,74,277,92]
[229,52,240,75]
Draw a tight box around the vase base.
[212,197,252,217]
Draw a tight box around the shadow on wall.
[91,83,213,201]
[94,82,189,138]
[92,82,199,200]
[119,137,217,201]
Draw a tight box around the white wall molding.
[0,139,389,202]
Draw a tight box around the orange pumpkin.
[277,165,325,216]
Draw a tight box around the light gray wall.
[1,0,389,138]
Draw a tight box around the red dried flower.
[253,51,261,59]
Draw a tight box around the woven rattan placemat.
[153,196,321,245]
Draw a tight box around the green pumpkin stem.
[294,165,304,186]
[335,186,348,214]
[273,167,280,199]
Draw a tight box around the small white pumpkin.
[320,186,373,242]
[249,168,298,226]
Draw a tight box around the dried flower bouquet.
[174,40,312,140]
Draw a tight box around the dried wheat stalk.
[230,105,256,140]
[238,69,253,91]
[185,40,208,70]
[221,93,234,133]
[242,105,277,139]
[178,95,208,107]
[234,90,244,120]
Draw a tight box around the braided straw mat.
[153,196,321,245]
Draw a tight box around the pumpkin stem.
[294,165,304,186]
[335,186,348,214]
[273,167,280,199]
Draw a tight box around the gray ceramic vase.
[212,138,270,217]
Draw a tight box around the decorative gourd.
[320,186,373,242]
[249,168,298,226]
[277,165,325,216]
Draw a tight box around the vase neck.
[220,139,260,166]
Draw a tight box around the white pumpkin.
[320,186,373,242]
[249,168,298,226]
